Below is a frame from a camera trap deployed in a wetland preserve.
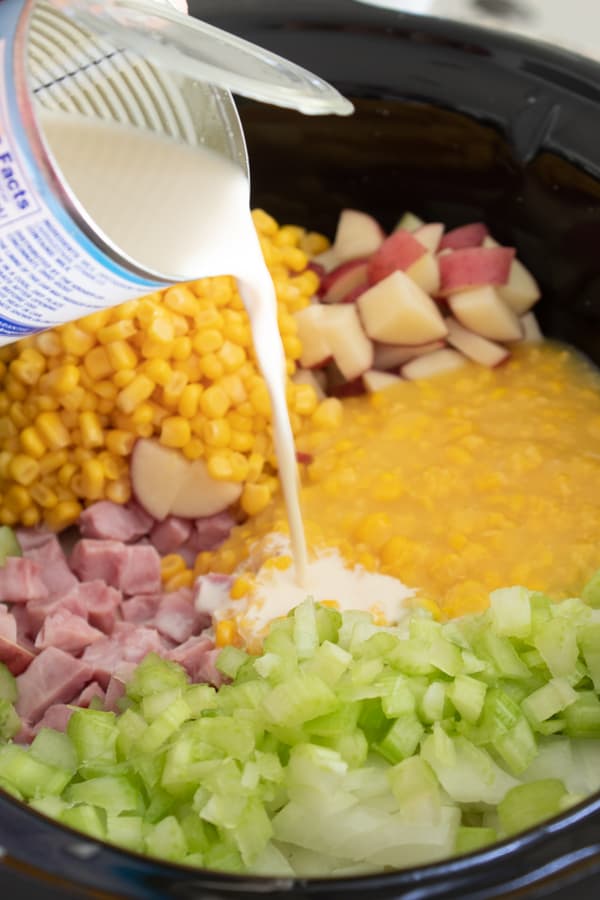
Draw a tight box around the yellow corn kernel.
[58,462,77,487]
[106,340,138,371]
[80,458,105,500]
[264,555,293,571]
[164,569,195,592]
[79,411,105,449]
[207,452,234,481]
[240,482,271,516]
[140,337,172,360]
[35,331,62,357]
[21,506,41,528]
[229,431,255,453]
[45,499,82,531]
[5,485,31,513]
[299,230,330,255]
[182,438,204,461]
[11,354,46,386]
[282,335,303,360]
[246,452,265,481]
[60,323,96,356]
[203,418,231,449]
[41,364,81,395]
[35,412,71,449]
[112,369,137,390]
[193,329,223,355]
[293,384,319,416]
[81,390,100,411]
[230,575,255,600]
[218,341,246,372]
[116,375,155,414]
[9,454,40,486]
[161,553,187,582]
[249,383,271,418]
[105,477,132,505]
[19,426,46,459]
[275,224,304,247]
[252,208,278,236]
[131,403,154,427]
[294,268,321,297]
[134,423,154,439]
[164,285,198,317]
[97,451,126,481]
[147,315,175,344]
[78,310,111,334]
[142,358,172,386]
[97,320,136,344]
[319,599,340,610]
[5,376,27,401]
[281,245,308,272]
[38,449,68,475]
[171,336,192,361]
[215,619,237,648]
[177,384,203,419]
[160,416,191,449]
[105,429,136,456]
[312,397,343,430]
[162,371,189,407]
[30,483,58,509]
[83,346,113,381]
[199,353,224,381]
[200,385,230,419]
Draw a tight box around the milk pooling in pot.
[40,112,309,583]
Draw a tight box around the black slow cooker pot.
[1,1,600,897]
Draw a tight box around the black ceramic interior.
[2,1,600,897]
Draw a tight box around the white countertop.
[356,0,600,62]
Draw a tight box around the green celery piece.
[261,629,298,681]
[141,687,184,721]
[358,699,389,744]
[68,709,118,768]
[0,662,17,703]
[183,852,205,868]
[353,631,399,661]
[582,570,600,608]
[116,708,148,761]
[133,751,164,792]
[233,798,273,865]
[396,211,424,231]
[0,699,20,741]
[410,617,441,642]
[106,815,145,853]
[564,692,600,738]
[262,671,338,728]
[29,796,67,819]
[315,603,342,645]
[350,657,384,686]
[430,634,463,677]
[137,696,191,754]
[455,826,497,855]
[447,675,487,724]
[126,654,188,702]
[0,744,73,798]
[388,756,441,817]
[293,598,319,661]
[306,703,360,737]
[535,718,566,736]
[490,587,532,639]
[478,631,531,680]
[579,623,600,691]
[145,786,176,823]
[303,640,352,686]
[255,750,284,783]
[188,717,256,760]
[320,729,369,768]
[0,777,23,800]
[498,779,567,835]
[203,841,244,873]
[419,682,447,724]
[481,689,522,737]
[161,736,200,797]
[336,610,376,651]
[381,677,416,718]
[145,815,188,862]
[30,729,77,772]
[534,617,579,678]
[180,811,216,854]
[0,526,21,564]
[522,678,578,727]
[253,653,281,680]
[185,684,218,716]
[60,804,106,841]
[494,716,538,775]
[199,793,248,830]
[67,775,140,815]
[374,713,424,764]
[216,646,250,679]
[217,680,270,714]
[421,732,517,805]
[388,638,436,676]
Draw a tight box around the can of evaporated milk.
[0,0,248,346]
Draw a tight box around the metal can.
[0,0,247,345]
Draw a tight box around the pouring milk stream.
[0,0,352,584]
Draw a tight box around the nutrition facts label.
[0,40,160,343]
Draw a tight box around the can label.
[0,0,165,345]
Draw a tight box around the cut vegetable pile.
[1,583,599,875]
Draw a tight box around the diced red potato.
[413,223,444,254]
[518,311,543,343]
[0,557,48,605]
[79,501,153,543]
[311,247,339,274]
[0,635,35,676]
[319,304,374,381]
[332,209,385,264]
[295,305,333,369]
[130,440,242,522]
[402,348,467,381]
[439,222,489,251]
[15,647,92,723]
[319,259,369,304]
[445,318,510,368]
[373,340,446,371]
[438,247,515,296]
[405,252,440,296]
[367,229,427,286]
[363,370,403,393]
[396,211,424,232]
[448,286,523,342]
[34,609,104,654]
[498,258,541,314]
[26,536,78,599]
[357,271,448,346]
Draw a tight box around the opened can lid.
[47,0,354,116]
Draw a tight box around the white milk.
[40,112,308,582]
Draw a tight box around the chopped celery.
[564,692,600,738]
[490,587,532,639]
[294,598,319,661]
[0,662,17,703]
[68,709,118,769]
[582,569,600,608]
[455,826,497,855]
[0,699,20,741]
[447,675,487,723]
[534,618,579,678]
[0,744,73,798]
[30,729,77,773]
[498,779,567,834]
[0,525,21,563]
[216,646,249,679]
[522,678,578,727]
[262,672,338,727]
[374,713,424,763]
[127,654,188,701]
[145,815,187,862]
[66,775,140,815]
[60,804,106,841]
[494,717,538,775]
[579,624,600,691]
[106,815,145,853]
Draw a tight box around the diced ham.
[104,665,135,713]
[26,590,90,638]
[80,637,125,689]
[33,704,74,735]
[0,557,48,604]
[154,588,209,644]
[15,527,55,552]
[192,512,236,552]
[34,609,104,655]
[195,573,233,615]
[14,721,35,745]
[74,681,105,708]
[121,626,163,663]
[0,635,35,676]
[70,540,162,596]
[121,593,162,624]
[11,606,35,650]
[81,626,163,687]
[75,581,121,634]
[79,501,154,543]
[0,608,17,643]
[149,516,192,555]
[16,647,92,723]
[167,635,222,684]
[26,535,78,599]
